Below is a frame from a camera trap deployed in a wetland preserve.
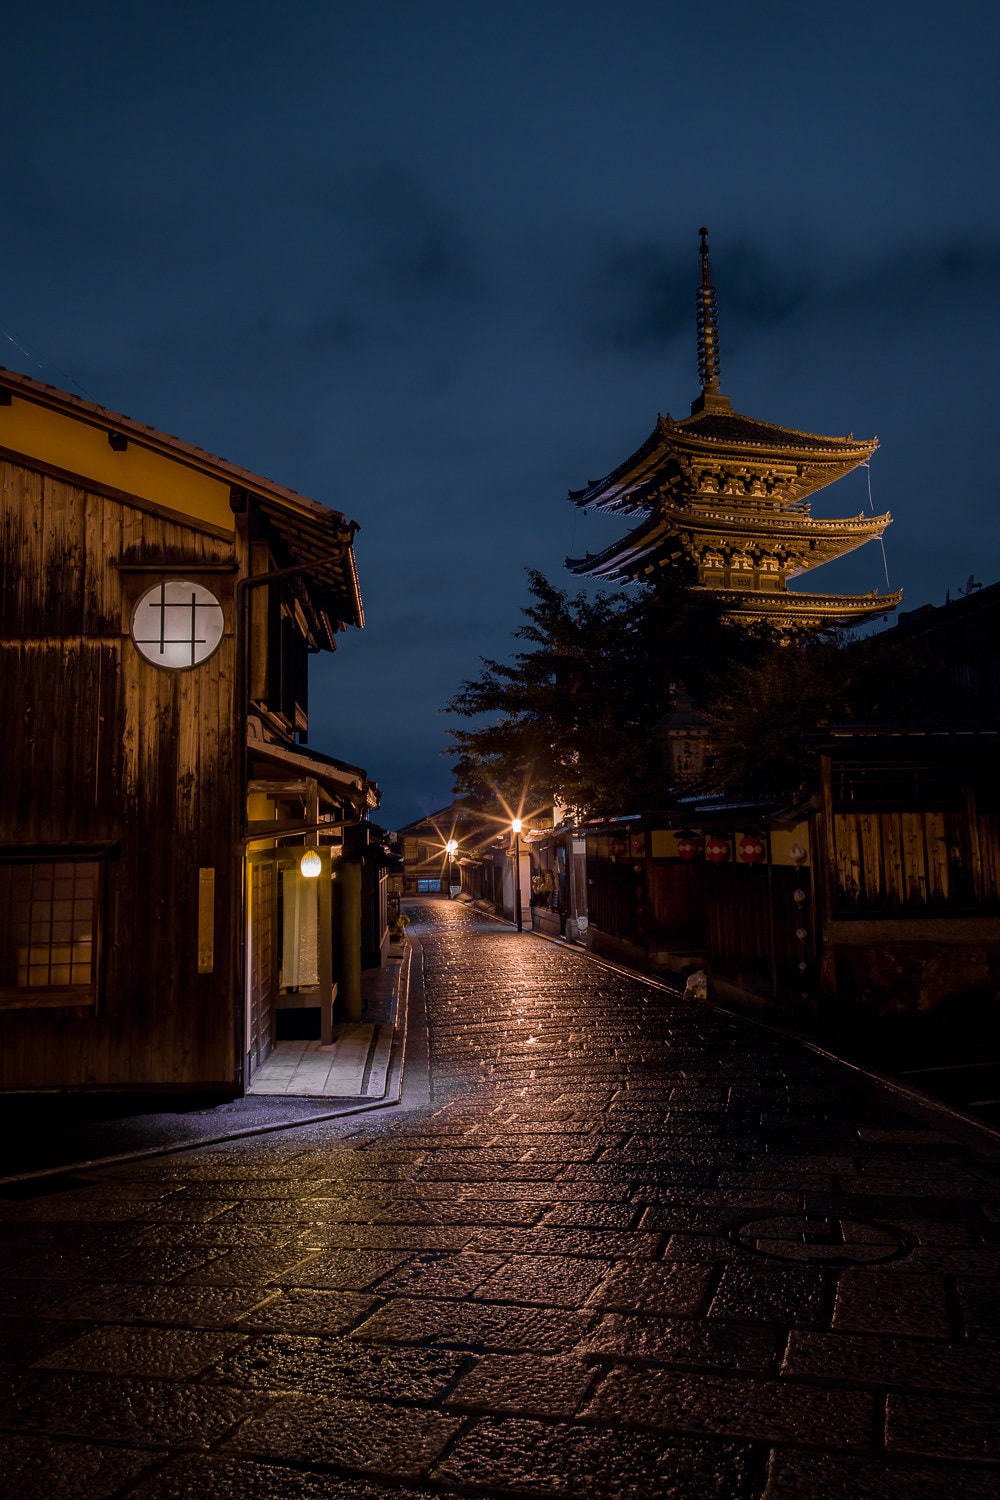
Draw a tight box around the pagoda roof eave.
[568,506,893,581]
[706,588,905,630]
[568,423,665,510]
[569,410,878,513]
[696,584,904,612]
[690,585,905,631]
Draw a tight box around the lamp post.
[511,818,523,932]
[445,839,458,899]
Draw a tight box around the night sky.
[4,2,999,830]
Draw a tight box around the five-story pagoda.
[567,229,902,632]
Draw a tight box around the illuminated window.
[131,580,224,669]
[0,859,102,1007]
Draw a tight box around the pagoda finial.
[696,227,721,393]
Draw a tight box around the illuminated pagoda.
[567,229,903,631]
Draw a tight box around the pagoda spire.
[691,227,730,414]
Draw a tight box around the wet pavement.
[1,897,999,1497]
[0,954,408,1182]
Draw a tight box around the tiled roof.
[569,406,876,512]
[0,363,364,634]
[675,409,875,453]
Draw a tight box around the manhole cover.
[733,1214,911,1266]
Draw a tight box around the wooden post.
[967,784,984,902]
[339,858,363,1021]
[318,850,334,1043]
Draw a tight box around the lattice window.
[0,859,102,1006]
[130,580,224,669]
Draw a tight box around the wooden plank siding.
[705,864,816,994]
[0,458,239,1088]
[830,807,1000,916]
[647,861,705,947]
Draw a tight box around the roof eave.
[0,362,350,535]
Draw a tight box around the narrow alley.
[1,899,998,1498]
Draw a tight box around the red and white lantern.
[738,835,765,864]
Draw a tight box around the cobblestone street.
[2,897,999,1498]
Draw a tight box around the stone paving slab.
[124,1457,460,1500]
[0,1433,159,1499]
[248,1024,380,1097]
[0,897,999,1496]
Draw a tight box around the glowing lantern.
[738,835,765,864]
[299,849,322,878]
[705,836,731,863]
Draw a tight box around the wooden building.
[811,725,1000,1048]
[582,724,1000,1056]
[568,229,903,633]
[0,365,377,1092]
[581,810,807,986]
[399,802,502,896]
[524,825,588,942]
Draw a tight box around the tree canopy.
[705,621,982,797]
[445,569,756,819]
[446,568,993,820]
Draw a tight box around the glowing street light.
[511,818,523,932]
[445,838,458,898]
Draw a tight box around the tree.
[704,623,978,797]
[704,637,866,797]
[445,570,754,819]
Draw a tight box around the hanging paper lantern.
[705,836,731,863]
[738,835,765,864]
[677,834,700,861]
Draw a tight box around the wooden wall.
[829,808,1000,914]
[0,458,239,1088]
[705,864,816,995]
[648,861,706,946]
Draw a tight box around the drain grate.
[733,1213,911,1266]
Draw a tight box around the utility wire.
[861,459,892,591]
[1,323,103,407]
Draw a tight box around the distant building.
[0,365,380,1092]
[399,802,502,896]
[568,229,902,634]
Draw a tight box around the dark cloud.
[588,233,1000,361]
[838,239,1000,318]
[589,240,810,354]
[343,167,483,305]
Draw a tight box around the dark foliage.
[445,570,757,819]
[705,626,980,797]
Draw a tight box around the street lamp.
[511,818,523,932]
[445,839,458,898]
